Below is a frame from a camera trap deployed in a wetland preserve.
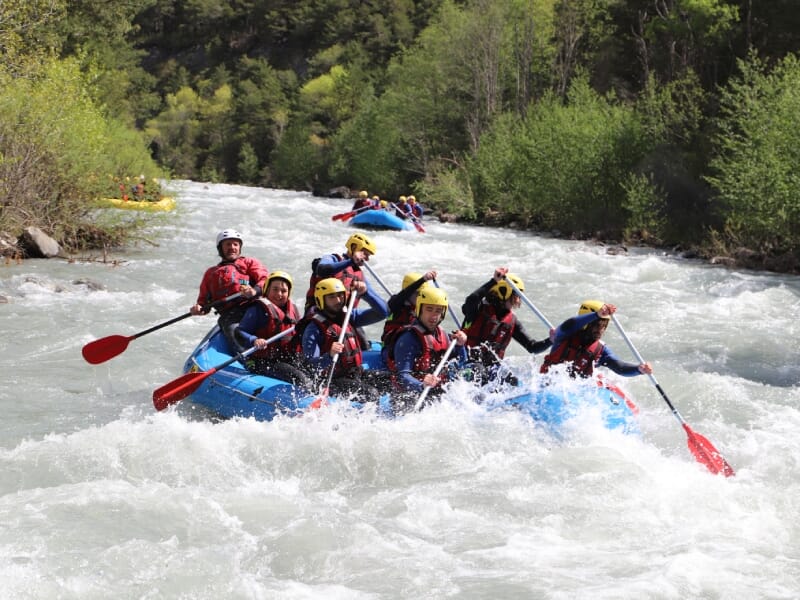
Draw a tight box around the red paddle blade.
[310,388,330,409]
[152,370,214,411]
[683,424,735,477]
[332,211,355,221]
[413,221,425,233]
[82,335,133,364]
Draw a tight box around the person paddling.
[381,270,437,366]
[190,229,268,351]
[541,300,652,378]
[234,270,310,388]
[300,278,390,402]
[391,287,467,412]
[461,267,552,385]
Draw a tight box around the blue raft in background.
[349,209,415,231]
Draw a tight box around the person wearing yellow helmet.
[541,301,652,378]
[190,229,269,352]
[234,271,311,387]
[406,195,424,220]
[461,267,552,384]
[380,270,437,365]
[394,196,411,220]
[390,286,467,412]
[303,231,380,316]
[351,189,371,211]
[299,277,390,402]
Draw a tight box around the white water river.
[1,180,798,598]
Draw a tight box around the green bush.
[0,56,163,250]
[706,52,800,255]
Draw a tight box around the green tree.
[706,52,800,258]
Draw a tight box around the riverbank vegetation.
[1,1,798,271]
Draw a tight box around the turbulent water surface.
[1,181,799,599]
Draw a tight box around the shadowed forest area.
[1,1,799,271]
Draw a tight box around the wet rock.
[17,227,61,258]
[327,186,351,199]
[72,278,106,291]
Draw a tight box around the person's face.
[220,239,241,260]
[419,304,445,329]
[506,294,521,310]
[267,280,289,306]
[587,318,609,341]
[323,291,346,314]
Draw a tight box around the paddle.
[611,314,735,477]
[503,276,554,330]
[413,337,459,411]
[432,279,463,329]
[82,292,243,365]
[152,326,296,411]
[332,205,371,222]
[361,262,391,296]
[314,288,359,405]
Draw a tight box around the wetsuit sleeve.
[461,280,495,323]
[315,254,352,277]
[388,276,426,314]
[234,305,264,347]
[551,313,598,346]
[394,332,425,392]
[302,321,333,370]
[352,282,390,326]
[512,320,552,354]
[597,345,641,376]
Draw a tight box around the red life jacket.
[408,322,451,383]
[198,257,267,313]
[304,253,365,313]
[540,334,604,377]
[310,309,362,377]
[252,299,302,360]
[381,302,416,353]
[464,302,517,359]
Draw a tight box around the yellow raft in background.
[96,196,176,212]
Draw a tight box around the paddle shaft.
[610,314,735,476]
[141,291,243,337]
[82,291,244,364]
[361,262,391,296]
[503,276,553,330]
[414,337,459,411]
[318,289,359,399]
[333,205,371,221]
[432,279,463,329]
[152,326,295,410]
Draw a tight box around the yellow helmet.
[398,195,407,203]
[372,195,380,201]
[380,200,388,208]
[490,273,524,301]
[314,278,346,309]
[346,232,376,255]
[415,287,448,318]
[265,270,293,294]
[578,300,608,318]
[407,195,416,204]
[358,190,368,198]
[402,272,422,290]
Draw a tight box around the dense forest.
[1,0,799,271]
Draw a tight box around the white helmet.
[216,229,243,247]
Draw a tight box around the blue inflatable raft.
[349,209,414,231]
[179,327,639,433]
